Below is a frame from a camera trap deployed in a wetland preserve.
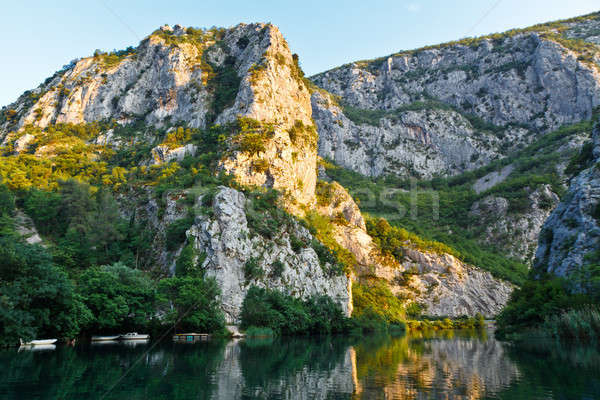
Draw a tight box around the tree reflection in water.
[0,330,599,399]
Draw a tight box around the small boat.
[119,332,150,341]
[91,335,120,342]
[18,344,56,352]
[20,338,58,346]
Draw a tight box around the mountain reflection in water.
[1,330,598,399]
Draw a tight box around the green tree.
[158,276,224,333]
[175,244,205,277]
[23,188,62,236]
[496,277,588,337]
[77,263,157,332]
[0,184,15,216]
[0,184,15,234]
[0,238,91,346]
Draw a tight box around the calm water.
[1,330,599,400]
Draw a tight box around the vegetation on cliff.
[496,274,599,342]
[0,116,348,344]
[0,179,227,346]
[323,117,597,285]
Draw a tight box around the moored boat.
[91,335,120,342]
[18,344,56,352]
[119,332,150,340]
[19,338,58,346]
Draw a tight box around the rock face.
[1,22,317,208]
[188,187,351,323]
[470,185,560,263]
[14,210,43,245]
[0,20,520,319]
[534,119,600,279]
[311,15,600,178]
[315,180,512,317]
[312,90,502,178]
[356,246,513,317]
[3,24,264,131]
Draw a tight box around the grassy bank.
[496,275,600,343]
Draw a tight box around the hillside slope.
[310,12,600,267]
[0,22,515,326]
[312,12,600,178]
[534,117,600,283]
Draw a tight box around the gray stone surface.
[188,187,352,324]
[312,29,600,178]
[534,120,600,278]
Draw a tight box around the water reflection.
[0,330,599,399]
[354,330,520,399]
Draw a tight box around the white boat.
[18,344,56,352]
[119,332,150,340]
[20,338,57,346]
[91,335,120,342]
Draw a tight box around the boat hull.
[20,339,57,346]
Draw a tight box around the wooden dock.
[172,333,211,343]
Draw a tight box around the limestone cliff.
[0,22,317,208]
[534,118,600,280]
[0,20,518,320]
[312,13,600,178]
[188,187,351,324]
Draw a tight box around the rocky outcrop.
[473,165,514,194]
[188,186,351,323]
[151,143,198,164]
[356,245,513,317]
[470,185,560,263]
[311,15,600,178]
[14,210,43,245]
[534,119,600,279]
[1,23,317,208]
[315,180,512,317]
[312,90,501,178]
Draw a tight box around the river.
[1,330,599,399]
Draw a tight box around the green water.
[1,330,599,399]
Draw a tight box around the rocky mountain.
[0,19,531,325]
[0,22,348,323]
[1,23,317,208]
[534,116,600,283]
[310,12,600,268]
[311,12,600,178]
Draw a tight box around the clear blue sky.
[2,0,598,106]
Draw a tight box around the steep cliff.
[534,118,600,282]
[0,23,317,208]
[312,12,600,178]
[0,20,519,323]
[188,186,351,324]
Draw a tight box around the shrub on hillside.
[240,286,349,335]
